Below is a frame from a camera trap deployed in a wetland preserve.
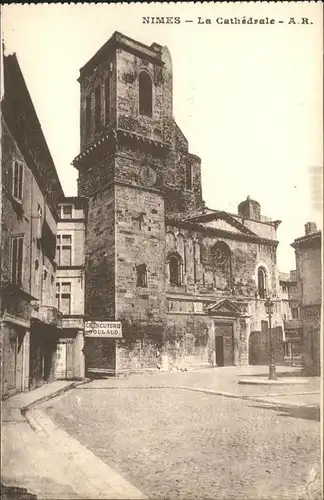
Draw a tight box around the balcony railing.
[31,306,62,328]
[61,316,84,330]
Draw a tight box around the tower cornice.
[73,128,169,168]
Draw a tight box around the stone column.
[238,317,250,366]
[75,330,85,379]
[210,321,216,367]
[23,330,30,391]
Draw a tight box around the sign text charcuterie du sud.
[84,321,123,338]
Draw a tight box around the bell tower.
[73,32,203,371]
[73,32,176,361]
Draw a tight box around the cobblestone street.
[44,374,321,500]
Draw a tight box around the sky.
[2,3,323,272]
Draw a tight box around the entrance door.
[56,343,67,379]
[215,336,224,366]
[214,323,234,366]
[84,338,116,376]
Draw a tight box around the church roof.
[166,209,278,246]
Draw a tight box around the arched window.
[257,267,267,299]
[212,242,231,270]
[185,163,193,190]
[168,253,183,286]
[139,71,152,117]
[136,264,147,287]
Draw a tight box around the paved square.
[45,386,320,499]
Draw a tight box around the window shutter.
[14,161,19,198]
[17,237,23,284]
[11,237,18,283]
[18,163,23,200]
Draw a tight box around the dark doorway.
[215,336,224,366]
[214,323,234,366]
[84,338,116,376]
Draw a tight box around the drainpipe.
[29,177,34,295]
[0,36,4,318]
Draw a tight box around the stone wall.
[165,225,278,298]
[116,43,173,144]
[301,305,321,375]
[83,186,115,319]
[115,184,166,370]
[297,246,322,306]
[165,314,210,369]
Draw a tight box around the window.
[85,94,91,138]
[11,236,24,285]
[212,241,231,290]
[95,84,101,133]
[169,253,183,286]
[261,320,268,333]
[139,71,152,117]
[105,77,110,126]
[257,267,267,299]
[56,282,71,315]
[185,163,193,190]
[56,234,72,266]
[61,205,72,219]
[12,160,24,202]
[291,307,299,319]
[136,264,147,287]
[132,213,144,231]
[212,242,230,269]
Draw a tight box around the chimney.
[305,222,317,235]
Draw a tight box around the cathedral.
[73,32,284,373]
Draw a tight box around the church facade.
[73,32,285,373]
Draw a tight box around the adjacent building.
[279,270,303,365]
[289,222,322,375]
[73,32,285,374]
[55,198,87,380]
[1,54,64,397]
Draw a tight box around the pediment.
[207,299,241,316]
[186,211,258,238]
[202,218,243,234]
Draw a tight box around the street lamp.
[264,297,276,380]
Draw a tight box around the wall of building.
[162,224,283,367]
[55,202,86,381]
[116,42,172,143]
[296,245,322,306]
[294,235,321,374]
[115,184,166,371]
[83,186,115,319]
[57,220,85,267]
[165,226,279,299]
[56,269,85,316]
[1,62,62,397]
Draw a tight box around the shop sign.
[84,321,123,338]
